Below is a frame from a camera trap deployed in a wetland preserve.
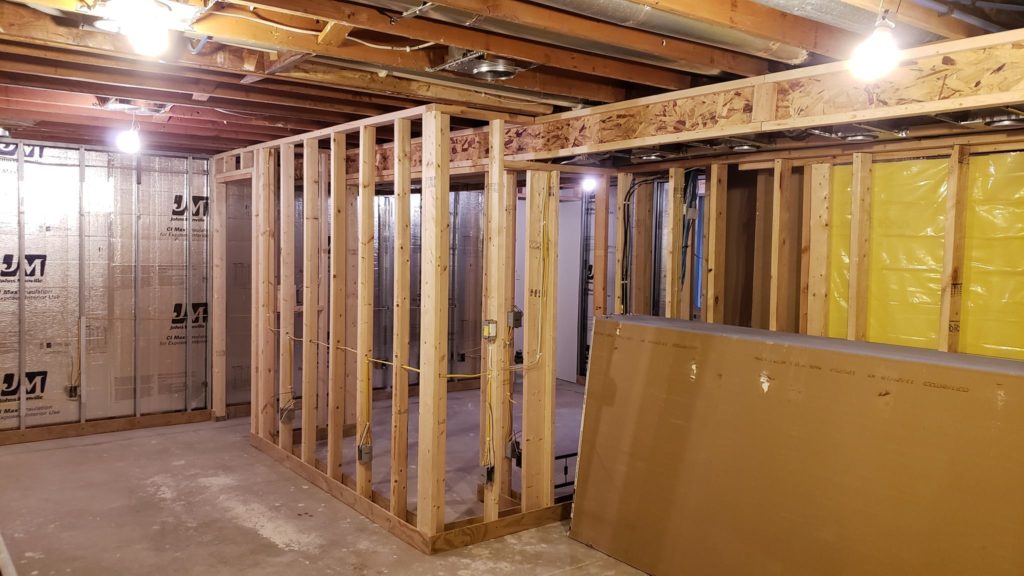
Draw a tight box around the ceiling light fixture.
[849,6,901,82]
[732,144,759,152]
[98,0,172,57]
[581,177,598,192]
[116,113,142,154]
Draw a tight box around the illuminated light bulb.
[581,177,598,192]
[102,0,171,57]
[116,128,142,154]
[849,16,900,82]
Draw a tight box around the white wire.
[347,36,436,52]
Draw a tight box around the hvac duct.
[529,0,810,64]
[752,0,941,46]
[352,0,722,74]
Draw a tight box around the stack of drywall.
[573,316,1024,575]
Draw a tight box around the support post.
[664,168,685,319]
[250,167,260,435]
[211,181,227,419]
[391,119,411,517]
[806,163,832,337]
[327,132,347,480]
[279,143,296,453]
[356,125,376,497]
[417,110,451,536]
[482,120,513,521]
[522,169,558,512]
[301,138,321,465]
[848,152,873,341]
[706,164,728,324]
[939,145,970,352]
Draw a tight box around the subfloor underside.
[0,393,638,575]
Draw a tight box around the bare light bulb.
[581,177,598,192]
[849,19,900,82]
[102,0,170,57]
[116,128,141,154]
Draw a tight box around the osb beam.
[625,0,858,60]
[427,0,774,77]
[504,30,1024,161]
[228,0,692,89]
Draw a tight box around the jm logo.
[171,302,208,326]
[0,371,48,398]
[0,254,47,278]
[171,195,209,218]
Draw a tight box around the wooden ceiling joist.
[226,0,695,88]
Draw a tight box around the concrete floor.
[0,417,640,575]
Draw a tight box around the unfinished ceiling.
[0,0,1014,153]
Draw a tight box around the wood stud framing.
[848,153,873,341]
[705,164,728,323]
[806,164,832,337]
[769,159,798,332]
[939,145,970,352]
[391,119,412,517]
[664,168,686,319]
[279,143,296,453]
[614,174,631,315]
[301,138,321,465]
[327,132,347,480]
[592,175,611,318]
[417,109,451,537]
[522,169,559,512]
[356,125,376,497]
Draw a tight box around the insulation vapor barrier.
[0,142,210,432]
[827,152,1024,360]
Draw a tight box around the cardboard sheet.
[572,316,1024,575]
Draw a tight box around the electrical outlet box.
[358,443,373,464]
[508,308,523,329]
[482,319,497,341]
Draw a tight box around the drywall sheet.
[573,316,1024,576]
[961,153,1024,360]
[827,159,948,348]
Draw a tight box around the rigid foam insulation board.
[20,147,81,427]
[0,152,19,430]
[225,181,252,406]
[573,316,1024,576]
[82,150,136,421]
